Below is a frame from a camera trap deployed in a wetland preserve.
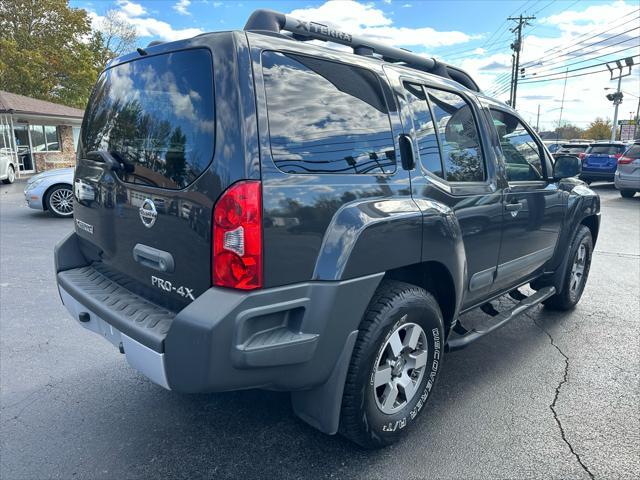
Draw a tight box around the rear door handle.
[133,244,175,273]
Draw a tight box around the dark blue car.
[580,142,628,183]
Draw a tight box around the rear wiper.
[85,150,124,171]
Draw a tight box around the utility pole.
[605,58,634,141]
[536,104,540,131]
[508,14,535,109]
[556,69,568,142]
[635,98,640,140]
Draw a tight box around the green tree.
[91,9,138,72]
[553,123,584,141]
[583,118,612,140]
[0,0,101,109]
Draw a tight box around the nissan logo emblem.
[139,198,158,228]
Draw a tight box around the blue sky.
[73,0,640,130]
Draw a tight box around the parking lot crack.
[532,316,596,480]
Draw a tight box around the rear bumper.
[580,168,615,181]
[55,233,382,394]
[614,171,640,190]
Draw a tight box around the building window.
[29,125,61,152]
[72,127,81,150]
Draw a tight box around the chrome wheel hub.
[50,188,74,216]
[374,321,428,415]
[569,243,587,294]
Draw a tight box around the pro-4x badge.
[139,199,157,228]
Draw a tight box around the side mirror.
[553,155,581,180]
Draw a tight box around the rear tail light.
[213,180,262,290]
[614,152,623,159]
[578,152,586,160]
[618,156,634,164]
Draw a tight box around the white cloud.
[541,0,638,33]
[289,0,477,49]
[173,0,191,16]
[116,0,146,17]
[89,1,203,42]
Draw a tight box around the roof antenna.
[136,47,148,56]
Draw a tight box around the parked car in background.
[615,142,640,198]
[24,167,74,217]
[1,147,17,184]
[580,142,628,184]
[553,142,590,160]
[543,140,564,153]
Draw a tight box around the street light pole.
[606,58,635,141]
[611,74,623,141]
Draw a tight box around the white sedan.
[24,168,74,218]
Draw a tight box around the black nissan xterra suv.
[55,10,600,448]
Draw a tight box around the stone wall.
[33,125,77,172]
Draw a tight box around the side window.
[426,88,485,182]
[262,51,395,174]
[403,83,443,178]
[489,109,544,181]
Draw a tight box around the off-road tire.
[544,225,593,311]
[339,280,445,449]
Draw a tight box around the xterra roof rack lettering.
[55,9,600,448]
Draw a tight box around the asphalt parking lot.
[1,180,638,480]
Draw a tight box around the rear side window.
[403,83,443,178]
[261,51,395,174]
[588,144,625,155]
[489,109,544,181]
[425,88,485,182]
[82,49,215,189]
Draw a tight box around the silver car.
[24,167,74,217]
[615,142,640,198]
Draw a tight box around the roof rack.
[244,9,481,92]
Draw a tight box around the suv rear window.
[81,49,215,189]
[560,144,588,153]
[261,51,395,174]
[587,144,625,155]
[624,144,640,159]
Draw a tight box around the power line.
[522,55,639,81]
[524,25,639,69]
[523,42,640,77]
[520,8,640,67]
[523,0,581,37]
[437,0,542,59]
[521,68,609,83]
[519,59,640,85]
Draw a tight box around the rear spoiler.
[244,9,481,92]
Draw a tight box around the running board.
[446,286,556,351]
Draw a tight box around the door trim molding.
[469,266,496,292]
[495,245,555,283]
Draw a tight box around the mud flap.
[291,330,358,435]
